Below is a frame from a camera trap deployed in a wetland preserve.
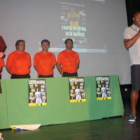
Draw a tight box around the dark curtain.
[125,0,140,26]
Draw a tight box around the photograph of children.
[96,76,111,100]
[69,77,86,103]
[28,79,47,106]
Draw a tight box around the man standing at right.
[56,39,80,77]
[124,11,140,121]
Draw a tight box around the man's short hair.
[65,38,73,44]
[133,10,140,17]
[41,39,50,46]
[15,40,25,47]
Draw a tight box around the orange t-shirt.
[6,50,31,75]
[34,52,56,75]
[0,58,4,76]
[57,50,80,73]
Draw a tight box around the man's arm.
[0,52,4,58]
[52,65,55,70]
[124,30,140,49]
[76,63,79,70]
[0,66,3,73]
[52,55,56,70]
[34,66,37,71]
[6,66,11,74]
[56,62,62,75]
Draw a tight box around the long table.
[0,76,124,129]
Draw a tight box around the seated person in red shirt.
[34,39,56,78]
[6,40,31,79]
[56,38,80,77]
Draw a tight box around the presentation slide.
[0,0,130,84]
[58,0,107,53]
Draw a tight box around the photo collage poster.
[69,77,86,103]
[96,76,111,100]
[28,79,47,106]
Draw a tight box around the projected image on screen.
[0,0,129,84]
[50,0,107,53]
[60,2,88,48]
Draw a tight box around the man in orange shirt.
[56,38,80,77]
[6,40,31,79]
[34,39,56,78]
[0,58,4,79]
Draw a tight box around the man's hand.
[0,52,4,58]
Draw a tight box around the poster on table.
[96,76,111,100]
[28,79,47,106]
[69,77,86,103]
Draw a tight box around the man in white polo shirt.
[124,11,140,122]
